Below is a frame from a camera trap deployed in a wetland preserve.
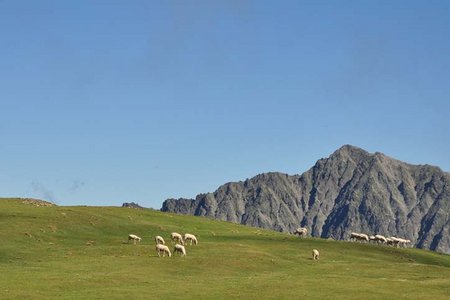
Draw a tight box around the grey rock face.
[122,202,144,209]
[161,145,450,253]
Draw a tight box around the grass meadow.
[1,198,449,299]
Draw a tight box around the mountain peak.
[330,144,371,160]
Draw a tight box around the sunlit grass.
[1,198,449,299]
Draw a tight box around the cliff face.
[161,145,450,253]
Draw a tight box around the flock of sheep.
[129,229,321,261]
[350,232,412,247]
[127,232,198,258]
[294,227,412,248]
[127,226,411,262]
[293,226,415,260]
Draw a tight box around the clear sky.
[1,1,449,208]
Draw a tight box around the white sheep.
[359,233,369,242]
[174,244,186,257]
[386,237,400,247]
[312,249,320,260]
[350,232,361,241]
[294,227,308,237]
[156,244,172,257]
[128,234,142,245]
[395,238,411,248]
[171,232,184,245]
[350,232,368,243]
[369,235,376,243]
[155,235,165,245]
[374,234,387,244]
[389,237,402,247]
[400,238,408,247]
[184,233,198,245]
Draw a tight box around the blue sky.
[1,1,449,208]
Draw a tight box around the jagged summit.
[329,145,388,163]
[161,145,450,254]
[332,144,370,156]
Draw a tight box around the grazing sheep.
[374,234,387,244]
[386,237,401,247]
[350,232,369,243]
[128,234,142,245]
[184,233,198,245]
[395,238,411,248]
[174,244,186,257]
[369,235,376,243]
[155,235,165,245]
[156,244,172,257]
[171,232,184,245]
[404,239,412,247]
[350,232,362,241]
[294,227,308,237]
[312,249,320,260]
[359,234,369,242]
[389,237,402,247]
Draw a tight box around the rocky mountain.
[161,145,450,253]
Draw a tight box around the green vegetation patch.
[0,198,449,299]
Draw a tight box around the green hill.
[1,198,449,299]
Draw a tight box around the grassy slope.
[0,198,449,299]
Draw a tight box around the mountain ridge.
[161,145,450,253]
